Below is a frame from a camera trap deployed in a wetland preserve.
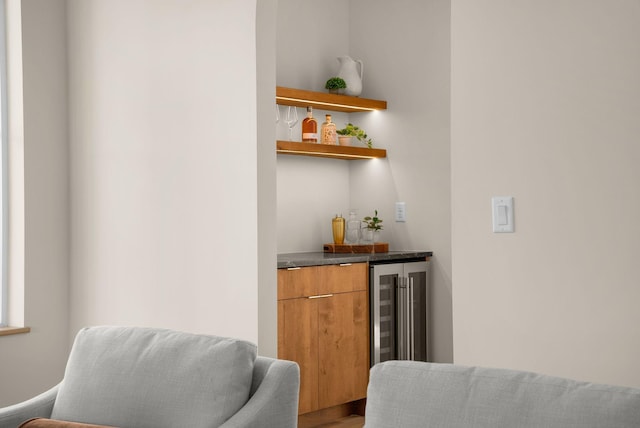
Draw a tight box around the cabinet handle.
[339,263,352,267]
[286,267,301,271]
[308,294,333,299]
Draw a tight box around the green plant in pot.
[336,123,373,148]
[362,210,383,243]
[363,210,383,231]
[325,77,347,94]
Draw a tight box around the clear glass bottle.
[301,107,318,143]
[321,114,337,145]
[346,210,361,244]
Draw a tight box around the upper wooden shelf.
[277,141,386,160]
[276,86,387,113]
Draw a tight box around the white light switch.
[492,196,514,233]
[497,205,508,225]
[395,202,406,222]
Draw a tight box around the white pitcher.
[337,55,363,97]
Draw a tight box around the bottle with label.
[321,114,337,145]
[301,107,318,143]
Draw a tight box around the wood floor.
[298,399,366,428]
[302,415,364,428]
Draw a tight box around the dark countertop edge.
[277,250,433,269]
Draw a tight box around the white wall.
[256,0,278,358]
[276,0,352,252]
[348,0,452,363]
[0,0,70,406]
[276,0,453,362]
[451,0,640,387]
[67,0,260,341]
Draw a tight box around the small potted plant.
[325,77,347,94]
[362,210,383,243]
[336,123,373,148]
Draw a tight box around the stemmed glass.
[284,106,298,141]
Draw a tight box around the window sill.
[0,326,31,336]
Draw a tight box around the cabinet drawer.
[318,263,368,295]
[278,266,318,300]
[278,263,368,299]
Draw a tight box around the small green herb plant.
[363,210,383,231]
[325,77,347,91]
[336,123,373,148]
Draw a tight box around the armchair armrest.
[0,384,59,428]
[221,356,300,428]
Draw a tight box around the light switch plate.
[395,202,406,222]
[492,196,514,233]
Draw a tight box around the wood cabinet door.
[278,297,318,414]
[277,263,369,415]
[317,290,370,409]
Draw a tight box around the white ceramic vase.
[337,55,363,97]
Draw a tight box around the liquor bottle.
[301,107,318,143]
[332,214,345,245]
[321,114,337,145]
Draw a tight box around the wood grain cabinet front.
[277,263,369,415]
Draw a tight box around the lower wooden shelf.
[277,141,386,160]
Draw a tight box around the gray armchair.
[0,326,300,428]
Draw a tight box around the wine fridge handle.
[396,277,404,360]
[409,276,415,360]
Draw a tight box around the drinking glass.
[284,106,298,141]
[275,104,280,124]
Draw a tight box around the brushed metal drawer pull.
[339,263,352,267]
[308,294,333,299]
[286,267,301,271]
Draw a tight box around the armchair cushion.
[50,326,257,428]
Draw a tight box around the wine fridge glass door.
[371,266,398,365]
[406,263,430,362]
[370,261,430,366]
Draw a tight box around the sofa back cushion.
[51,326,257,428]
[365,361,640,428]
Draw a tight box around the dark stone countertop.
[277,250,433,269]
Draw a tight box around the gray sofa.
[0,326,300,428]
[365,360,640,428]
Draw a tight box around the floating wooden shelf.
[276,86,387,113]
[277,141,387,160]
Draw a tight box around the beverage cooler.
[369,260,430,366]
